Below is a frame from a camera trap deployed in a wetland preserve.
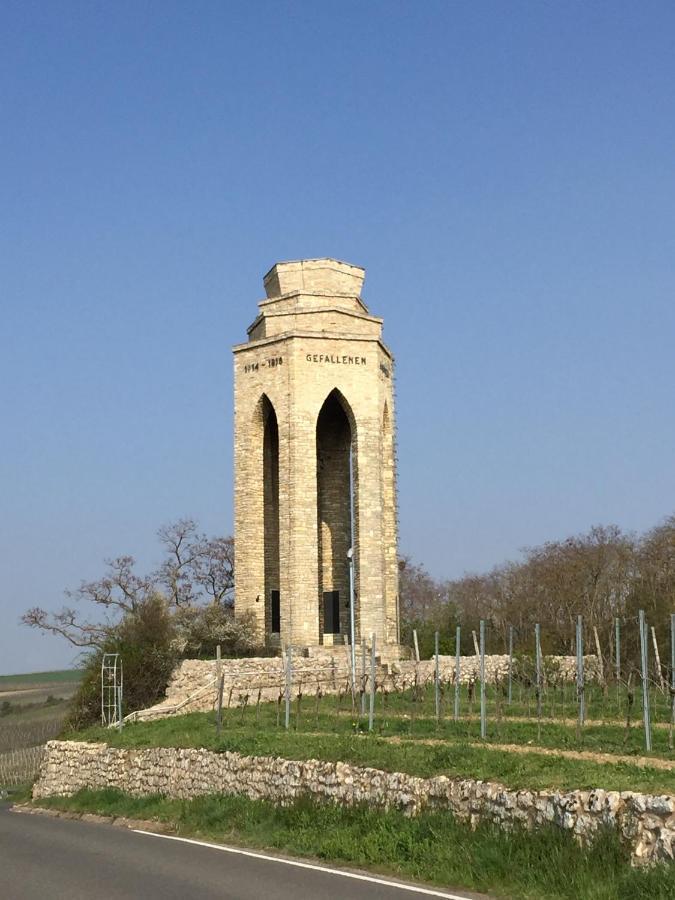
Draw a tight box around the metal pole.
[454,625,461,722]
[508,626,513,705]
[670,613,675,747]
[535,623,542,723]
[369,633,376,732]
[639,609,652,752]
[576,615,585,728]
[285,645,292,730]
[615,618,621,682]
[216,674,224,737]
[434,630,440,722]
[348,549,356,688]
[479,619,486,739]
[117,663,123,732]
[361,635,367,716]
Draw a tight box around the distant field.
[0,669,80,687]
[0,670,81,709]
[0,671,80,787]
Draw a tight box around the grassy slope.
[36,789,675,900]
[72,711,675,794]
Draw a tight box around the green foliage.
[65,594,179,730]
[173,606,265,658]
[38,789,675,900]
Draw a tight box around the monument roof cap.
[263,258,365,299]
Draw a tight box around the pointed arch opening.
[260,395,280,636]
[316,389,358,642]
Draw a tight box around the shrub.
[173,605,265,658]
[65,594,178,730]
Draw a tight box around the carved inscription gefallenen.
[305,353,367,365]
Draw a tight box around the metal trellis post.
[639,609,652,752]
[479,619,486,739]
[454,625,461,722]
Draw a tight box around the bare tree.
[22,519,235,650]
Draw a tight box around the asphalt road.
[0,805,487,900]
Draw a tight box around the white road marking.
[134,829,476,899]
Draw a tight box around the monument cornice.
[232,330,393,361]
[246,304,382,337]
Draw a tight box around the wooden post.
[651,626,666,692]
[593,626,604,685]
[216,674,224,737]
[413,629,420,663]
[472,630,480,656]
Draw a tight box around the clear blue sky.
[2,1,674,674]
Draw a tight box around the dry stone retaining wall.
[133,652,600,721]
[33,740,673,865]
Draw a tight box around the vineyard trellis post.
[576,616,585,733]
[670,613,675,751]
[508,625,513,705]
[284,645,292,730]
[434,630,440,723]
[651,626,665,692]
[479,619,486,739]
[454,625,461,722]
[615,617,621,708]
[361,636,367,716]
[639,609,652,752]
[368,632,376,732]
[535,623,542,730]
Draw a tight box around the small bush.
[173,605,266,658]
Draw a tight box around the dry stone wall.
[132,652,600,721]
[33,740,674,866]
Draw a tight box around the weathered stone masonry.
[234,259,399,652]
[33,741,675,865]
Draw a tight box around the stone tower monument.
[233,258,398,653]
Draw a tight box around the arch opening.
[262,396,280,637]
[316,389,356,642]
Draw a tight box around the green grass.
[71,711,675,794]
[35,788,675,900]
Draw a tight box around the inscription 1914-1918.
[243,357,283,374]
